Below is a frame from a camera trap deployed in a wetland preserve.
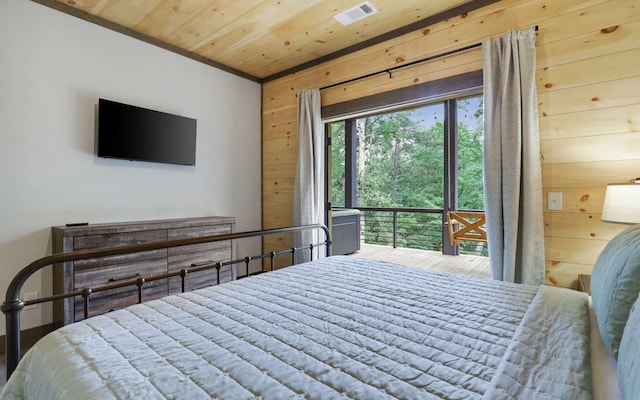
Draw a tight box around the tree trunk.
[356,118,368,205]
[391,135,399,203]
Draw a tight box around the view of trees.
[330,95,486,255]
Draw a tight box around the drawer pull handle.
[108,273,141,283]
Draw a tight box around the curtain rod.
[320,26,538,91]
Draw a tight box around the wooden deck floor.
[348,244,492,279]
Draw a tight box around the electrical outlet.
[23,291,39,311]
[548,192,563,211]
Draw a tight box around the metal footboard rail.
[2,224,331,380]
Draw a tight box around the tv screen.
[97,99,197,166]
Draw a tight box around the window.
[456,95,485,211]
[327,86,485,256]
[355,103,445,209]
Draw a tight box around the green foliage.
[330,122,346,207]
[457,97,485,210]
[356,112,444,209]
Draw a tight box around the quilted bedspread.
[0,256,592,399]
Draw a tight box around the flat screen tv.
[97,98,197,166]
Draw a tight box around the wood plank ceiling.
[38,0,488,82]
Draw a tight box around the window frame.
[323,71,483,255]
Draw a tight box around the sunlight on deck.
[348,244,492,279]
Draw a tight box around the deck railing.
[354,207,488,257]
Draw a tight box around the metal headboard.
[2,224,331,380]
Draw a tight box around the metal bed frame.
[2,224,331,380]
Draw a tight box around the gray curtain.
[293,88,325,263]
[482,27,545,285]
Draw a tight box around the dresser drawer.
[168,224,232,240]
[167,224,234,293]
[73,259,167,321]
[74,230,167,250]
[168,248,234,294]
[72,229,167,272]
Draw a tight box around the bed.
[2,223,640,399]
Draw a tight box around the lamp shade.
[601,184,640,224]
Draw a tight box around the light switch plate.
[548,192,562,211]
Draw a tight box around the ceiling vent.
[333,2,378,26]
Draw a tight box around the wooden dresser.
[52,216,235,325]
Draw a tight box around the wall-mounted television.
[97,98,197,166]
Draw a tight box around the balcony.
[340,207,491,279]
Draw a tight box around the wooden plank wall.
[262,0,640,288]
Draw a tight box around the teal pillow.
[591,224,640,359]
[618,297,640,399]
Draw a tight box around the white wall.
[0,1,262,334]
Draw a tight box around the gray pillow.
[618,297,640,399]
[591,224,640,359]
